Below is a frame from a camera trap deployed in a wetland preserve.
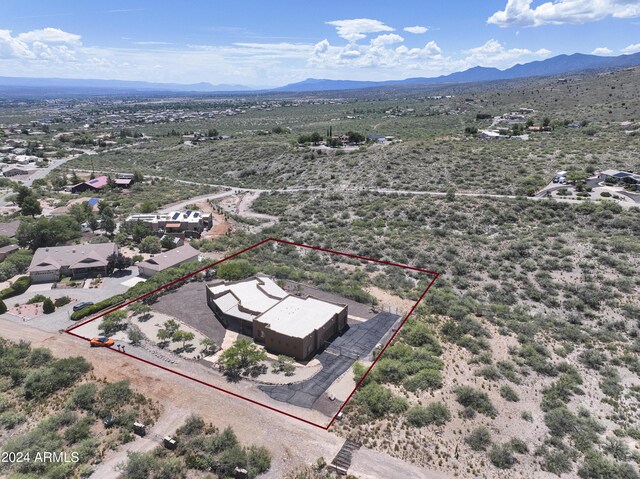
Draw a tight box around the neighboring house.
[0,245,19,262]
[70,176,109,194]
[206,274,348,360]
[137,244,200,277]
[125,210,212,236]
[27,242,118,283]
[0,220,21,238]
[599,169,640,184]
[367,135,386,143]
[114,178,133,188]
[3,168,30,177]
[477,130,501,139]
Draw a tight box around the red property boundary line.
[65,238,439,430]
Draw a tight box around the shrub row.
[0,276,31,300]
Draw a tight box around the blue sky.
[1,0,639,87]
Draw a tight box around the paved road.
[259,312,400,409]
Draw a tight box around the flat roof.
[208,275,287,315]
[256,295,345,338]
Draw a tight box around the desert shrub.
[0,410,26,429]
[246,445,272,476]
[216,259,257,281]
[599,367,623,398]
[579,349,607,370]
[99,309,127,336]
[354,382,408,418]
[64,416,93,444]
[465,426,491,451]
[577,452,639,479]
[542,447,573,475]
[406,402,451,427]
[454,386,497,417]
[100,380,132,411]
[509,438,528,454]
[28,347,53,367]
[70,383,97,411]
[54,296,72,307]
[490,444,517,469]
[475,365,501,381]
[500,385,520,402]
[23,357,91,400]
[177,414,206,436]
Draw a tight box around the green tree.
[200,338,217,356]
[41,298,55,314]
[309,132,322,145]
[172,330,195,349]
[139,201,156,214]
[16,216,81,250]
[133,170,144,183]
[139,236,162,254]
[219,338,267,379]
[99,310,127,336]
[20,194,42,217]
[127,325,145,345]
[107,252,132,273]
[102,216,117,236]
[0,299,6,314]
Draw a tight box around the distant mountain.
[274,52,640,92]
[0,76,251,93]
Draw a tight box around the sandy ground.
[90,405,191,479]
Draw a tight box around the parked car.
[73,301,94,311]
[90,336,114,348]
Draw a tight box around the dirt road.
[0,319,453,479]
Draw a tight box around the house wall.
[30,269,60,283]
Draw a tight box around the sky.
[0,0,639,87]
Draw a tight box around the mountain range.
[1,51,639,95]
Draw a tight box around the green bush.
[465,426,491,451]
[54,296,72,307]
[42,298,55,314]
[70,383,97,411]
[500,385,520,402]
[354,382,408,418]
[23,357,91,400]
[0,276,31,299]
[578,452,639,479]
[454,386,497,417]
[490,444,517,469]
[0,299,6,314]
[406,402,451,427]
[216,259,257,281]
[70,294,125,321]
[27,294,48,304]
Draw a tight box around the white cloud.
[370,34,404,47]
[621,42,640,53]
[16,27,81,44]
[0,28,81,61]
[591,47,613,55]
[326,18,393,42]
[404,26,429,34]
[488,0,640,27]
[464,39,552,66]
[132,41,172,46]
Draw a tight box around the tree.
[157,319,180,345]
[200,338,217,356]
[0,299,7,314]
[172,330,195,349]
[20,194,41,217]
[107,252,132,273]
[99,310,127,336]
[16,216,81,250]
[161,235,177,250]
[219,339,266,379]
[543,116,551,127]
[15,186,33,207]
[127,325,145,345]
[139,236,162,254]
[309,132,322,145]
[42,298,55,314]
[133,170,144,183]
[102,216,117,236]
[346,131,365,144]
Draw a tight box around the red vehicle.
[90,336,115,348]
